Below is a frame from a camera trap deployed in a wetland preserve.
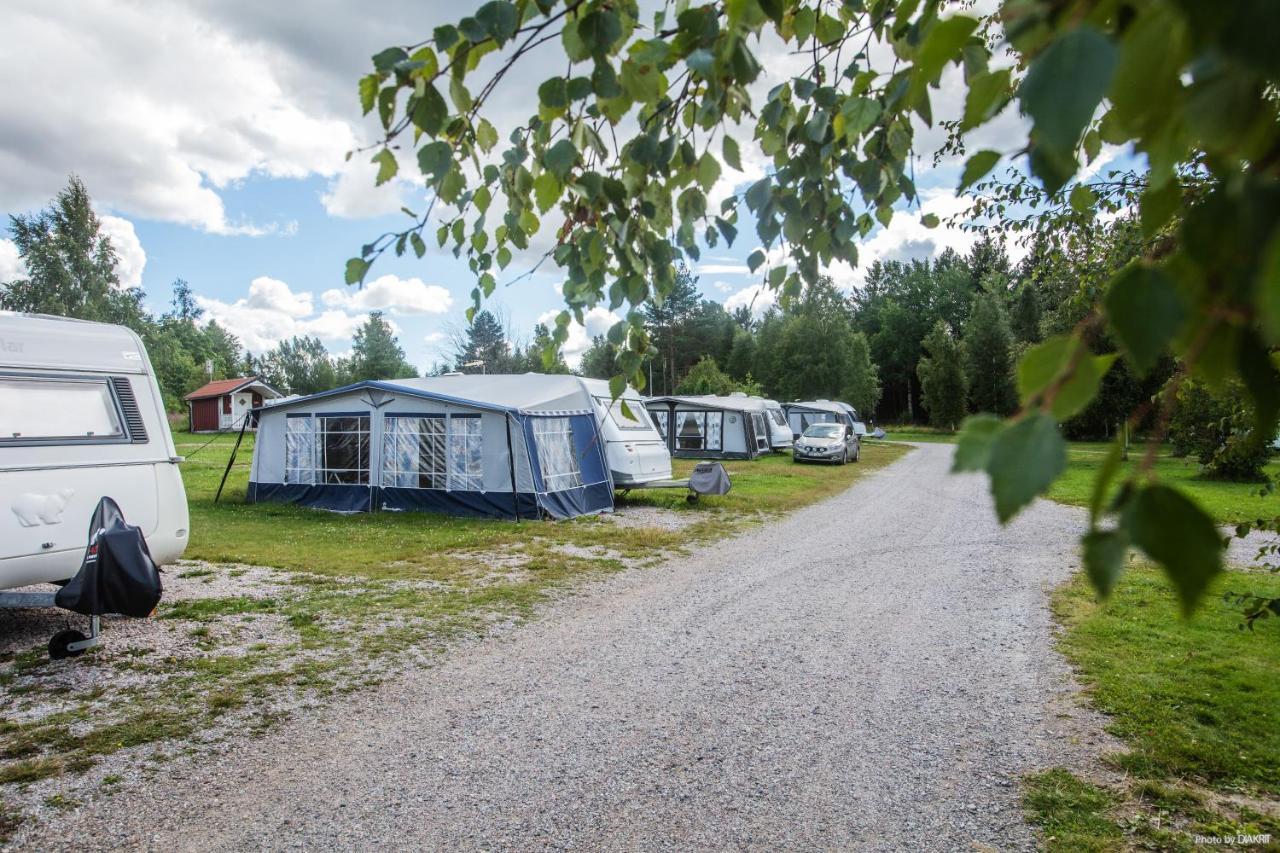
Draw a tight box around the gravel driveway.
[22,443,1108,851]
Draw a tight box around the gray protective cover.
[689,462,732,496]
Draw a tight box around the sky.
[0,0,1083,371]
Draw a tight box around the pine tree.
[917,320,968,430]
[454,309,518,373]
[578,335,617,380]
[842,332,881,417]
[1009,282,1042,343]
[350,312,416,380]
[725,328,756,381]
[520,323,570,374]
[964,294,1018,416]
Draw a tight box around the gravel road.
[25,443,1108,851]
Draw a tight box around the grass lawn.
[1025,564,1280,849]
[882,420,1278,525]
[1045,444,1280,526]
[0,427,909,821]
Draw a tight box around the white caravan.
[577,377,673,487]
[746,395,794,450]
[0,314,189,592]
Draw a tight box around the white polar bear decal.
[11,489,75,528]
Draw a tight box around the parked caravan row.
[643,394,792,461]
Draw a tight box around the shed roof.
[185,377,279,401]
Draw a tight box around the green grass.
[1046,444,1280,526]
[878,424,959,443]
[1024,564,1280,848]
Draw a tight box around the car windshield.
[803,424,843,439]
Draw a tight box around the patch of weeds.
[0,757,64,785]
[100,774,121,788]
[42,793,79,810]
[178,568,215,579]
[0,800,23,842]
[161,597,278,621]
[1023,769,1123,852]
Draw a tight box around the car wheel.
[853,443,860,462]
[839,449,848,465]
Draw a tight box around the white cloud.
[321,274,452,315]
[423,331,446,343]
[724,284,778,317]
[321,153,419,219]
[0,0,359,234]
[696,263,751,277]
[246,276,314,318]
[196,276,368,353]
[0,240,25,282]
[98,215,146,289]
[536,306,619,368]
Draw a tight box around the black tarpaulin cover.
[689,462,732,496]
[55,497,162,617]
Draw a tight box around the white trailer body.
[0,314,189,589]
[576,377,673,487]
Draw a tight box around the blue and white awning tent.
[247,375,613,520]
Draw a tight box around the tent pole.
[505,413,520,523]
[215,415,250,504]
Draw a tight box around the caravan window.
[285,416,315,484]
[448,415,483,491]
[0,376,124,442]
[674,410,723,451]
[768,407,788,428]
[317,415,370,485]
[533,417,583,491]
[381,415,447,489]
[596,397,651,431]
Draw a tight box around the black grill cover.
[689,462,732,496]
[54,497,162,617]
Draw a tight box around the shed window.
[448,415,483,491]
[285,416,315,484]
[381,415,447,489]
[0,377,124,442]
[533,417,583,491]
[674,410,723,451]
[317,415,370,485]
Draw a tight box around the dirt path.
[21,444,1107,851]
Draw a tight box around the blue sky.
[0,0,1090,371]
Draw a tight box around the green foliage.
[355,0,1280,611]
[674,355,748,396]
[916,321,967,430]
[963,293,1017,416]
[349,311,417,381]
[1169,379,1274,482]
[255,336,339,396]
[841,331,881,417]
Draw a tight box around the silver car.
[792,422,860,464]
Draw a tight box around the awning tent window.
[285,415,315,484]
[448,414,483,491]
[0,376,123,441]
[750,412,769,451]
[381,415,447,489]
[317,415,370,485]
[674,410,724,451]
[652,409,669,440]
[533,417,584,492]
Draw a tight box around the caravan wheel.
[48,630,88,660]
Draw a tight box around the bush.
[1169,380,1273,481]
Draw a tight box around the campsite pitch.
[0,433,906,839]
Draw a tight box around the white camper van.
[577,377,673,487]
[0,314,188,592]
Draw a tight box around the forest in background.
[1,175,1266,482]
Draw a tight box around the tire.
[48,629,88,660]
[839,449,848,465]
[853,443,861,463]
